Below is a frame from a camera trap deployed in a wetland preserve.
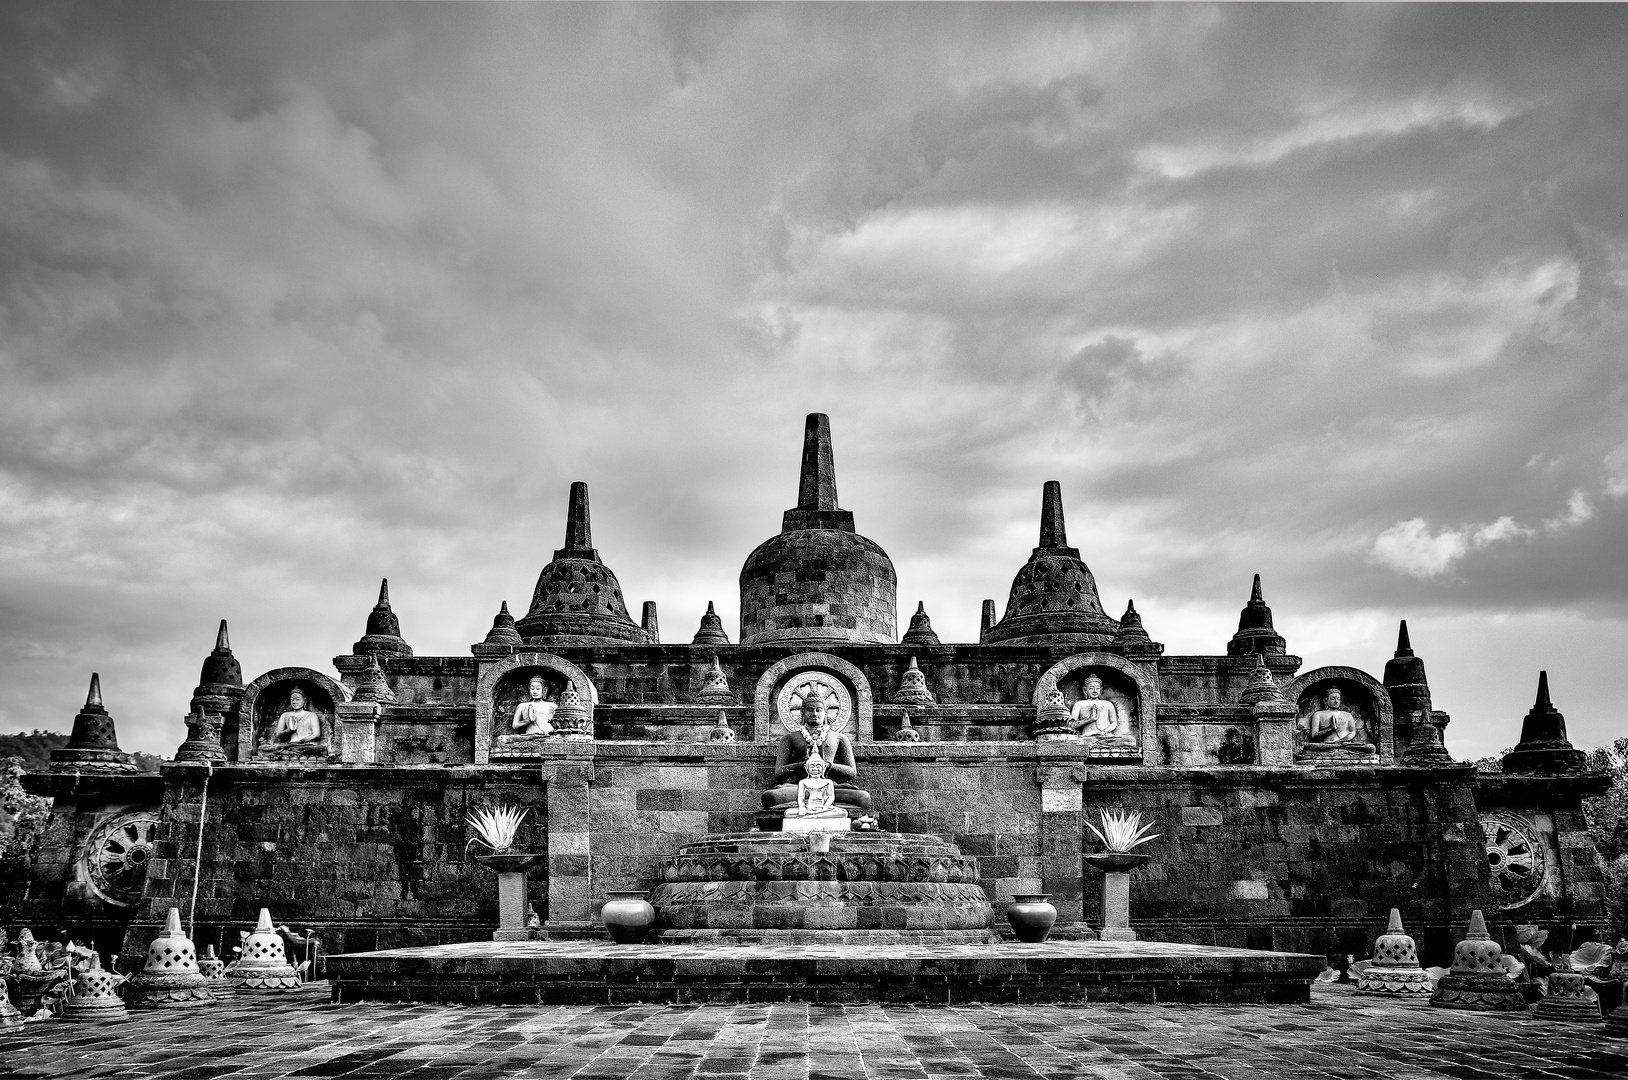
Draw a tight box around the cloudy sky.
[2,3,1625,761]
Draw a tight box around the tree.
[1583,738,1628,942]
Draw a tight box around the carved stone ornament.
[83,810,162,908]
[1481,811,1548,911]
[776,672,852,736]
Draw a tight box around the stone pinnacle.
[797,413,839,511]
[1465,909,1489,940]
[1250,573,1263,604]
[563,481,594,552]
[1387,908,1404,934]
[85,672,102,709]
[1039,480,1067,548]
[1395,619,1413,656]
[254,908,274,933]
[215,619,230,652]
[1534,669,1551,711]
[377,578,390,609]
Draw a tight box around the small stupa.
[126,908,216,1008]
[1355,909,1433,994]
[691,602,731,647]
[175,621,238,763]
[893,657,935,706]
[1429,910,1525,1011]
[351,655,396,704]
[1033,688,1074,741]
[892,714,922,742]
[198,944,226,982]
[553,686,591,737]
[50,674,136,774]
[1112,600,1163,657]
[900,602,942,647]
[1533,968,1603,1023]
[482,601,524,647]
[233,909,302,991]
[707,711,736,743]
[1226,575,1286,656]
[694,656,734,704]
[353,578,413,658]
[1240,654,1294,718]
[1501,671,1586,774]
[61,953,129,1023]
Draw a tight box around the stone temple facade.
[19,414,1611,967]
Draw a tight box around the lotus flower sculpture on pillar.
[1082,810,1160,942]
[467,805,543,942]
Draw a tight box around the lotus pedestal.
[475,853,545,942]
[1084,852,1151,942]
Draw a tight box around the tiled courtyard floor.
[2,983,1624,1080]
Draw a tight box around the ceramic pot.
[601,890,656,944]
[474,852,546,874]
[1006,894,1058,943]
[1082,852,1152,874]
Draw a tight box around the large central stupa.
[738,413,898,646]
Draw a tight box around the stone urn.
[1006,894,1058,943]
[1084,852,1152,942]
[474,853,546,942]
[601,891,657,944]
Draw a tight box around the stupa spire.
[1395,619,1413,656]
[85,672,102,709]
[797,413,839,511]
[215,619,230,653]
[979,599,998,641]
[1038,480,1068,549]
[560,481,595,555]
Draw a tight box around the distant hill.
[0,731,163,773]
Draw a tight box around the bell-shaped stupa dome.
[516,482,652,645]
[983,481,1117,646]
[738,414,897,646]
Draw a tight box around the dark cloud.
[1,3,1626,761]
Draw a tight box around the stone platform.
[325,938,1328,1006]
[649,831,996,939]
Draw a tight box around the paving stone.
[2,984,1624,1079]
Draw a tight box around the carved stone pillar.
[1036,765,1089,931]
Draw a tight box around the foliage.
[1085,809,1160,853]
[0,755,51,926]
[0,731,68,774]
[1582,737,1628,942]
[465,805,528,855]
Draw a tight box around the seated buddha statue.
[760,683,872,818]
[1303,688,1376,753]
[783,754,851,831]
[258,688,324,755]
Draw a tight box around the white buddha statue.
[1305,688,1374,752]
[783,753,851,832]
[262,688,321,750]
[512,676,557,736]
[1070,674,1131,741]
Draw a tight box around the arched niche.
[1033,652,1159,755]
[239,667,349,762]
[474,651,598,763]
[752,652,874,743]
[1281,665,1393,762]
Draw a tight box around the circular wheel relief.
[1481,812,1548,911]
[83,810,162,908]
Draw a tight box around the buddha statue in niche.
[511,675,557,736]
[259,688,323,753]
[1303,687,1376,753]
[761,682,872,817]
[1070,674,1133,742]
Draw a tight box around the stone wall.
[119,764,546,962]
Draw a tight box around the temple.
[18,414,1610,970]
